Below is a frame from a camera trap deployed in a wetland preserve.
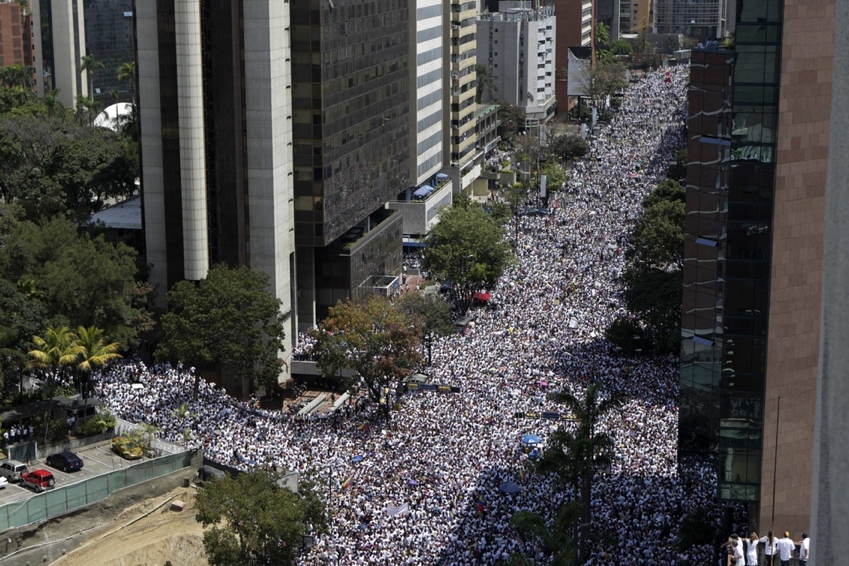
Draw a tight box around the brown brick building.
[0,1,32,69]
[554,0,594,113]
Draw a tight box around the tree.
[116,61,136,99]
[642,178,685,210]
[423,204,512,312]
[79,54,105,99]
[156,264,288,397]
[0,65,34,90]
[310,295,422,418]
[497,104,525,145]
[626,198,685,270]
[588,61,627,109]
[537,384,622,564]
[196,471,326,566]
[622,267,681,353]
[610,39,633,56]
[0,114,138,221]
[541,162,567,193]
[74,325,121,401]
[0,215,152,348]
[397,292,454,367]
[595,22,610,52]
[0,278,45,392]
[27,325,81,384]
[507,502,582,565]
[549,134,588,163]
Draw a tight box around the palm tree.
[75,95,100,126]
[537,383,623,564]
[116,61,135,99]
[79,54,104,98]
[74,326,121,402]
[508,502,582,565]
[28,326,82,383]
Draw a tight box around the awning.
[520,433,542,445]
[413,184,435,198]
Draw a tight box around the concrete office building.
[31,0,88,107]
[477,3,556,124]
[619,0,650,33]
[652,0,730,38]
[444,0,481,193]
[135,1,296,391]
[680,0,837,535]
[291,0,409,327]
[554,0,592,113]
[387,0,453,239]
[0,1,33,69]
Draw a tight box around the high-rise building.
[619,0,650,33]
[477,4,557,124]
[444,0,481,193]
[82,0,134,102]
[290,0,409,328]
[31,0,88,107]
[135,1,296,392]
[679,0,837,535]
[0,0,33,69]
[652,0,730,38]
[554,0,592,114]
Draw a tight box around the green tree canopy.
[0,214,151,348]
[0,113,138,221]
[642,178,684,210]
[548,134,588,163]
[0,278,46,389]
[626,198,685,270]
[397,292,454,367]
[310,295,422,416]
[423,204,512,311]
[156,264,287,396]
[195,471,326,566]
[589,61,627,107]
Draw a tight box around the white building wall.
[410,0,445,185]
[243,0,297,375]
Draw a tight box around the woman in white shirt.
[759,530,778,565]
[745,532,760,565]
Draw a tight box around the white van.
[0,460,28,482]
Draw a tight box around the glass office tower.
[679,0,783,508]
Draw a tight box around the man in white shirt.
[776,531,795,566]
[759,530,779,565]
[798,532,810,566]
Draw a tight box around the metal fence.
[0,449,195,532]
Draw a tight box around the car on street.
[0,476,7,489]
[21,469,55,492]
[46,451,83,473]
[0,460,28,483]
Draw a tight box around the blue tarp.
[413,184,435,198]
[500,481,522,494]
[520,433,542,445]
[352,455,364,463]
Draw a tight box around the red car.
[21,469,55,493]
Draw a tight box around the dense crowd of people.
[92,66,723,564]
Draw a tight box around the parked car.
[0,476,7,489]
[0,460,28,483]
[46,451,83,473]
[21,469,55,492]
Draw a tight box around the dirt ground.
[50,487,208,566]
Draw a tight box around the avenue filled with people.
[92,66,719,564]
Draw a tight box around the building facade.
[32,0,88,107]
[477,4,556,124]
[679,0,785,517]
[290,0,408,327]
[619,0,650,33]
[135,0,297,391]
[82,0,134,102]
[0,1,33,69]
[444,0,481,193]
[680,0,838,535]
[652,0,729,39]
[554,0,592,113]
[759,0,834,536]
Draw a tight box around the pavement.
[0,443,149,507]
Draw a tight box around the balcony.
[387,175,454,236]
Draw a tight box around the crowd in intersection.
[93,66,724,564]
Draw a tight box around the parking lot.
[0,443,150,507]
